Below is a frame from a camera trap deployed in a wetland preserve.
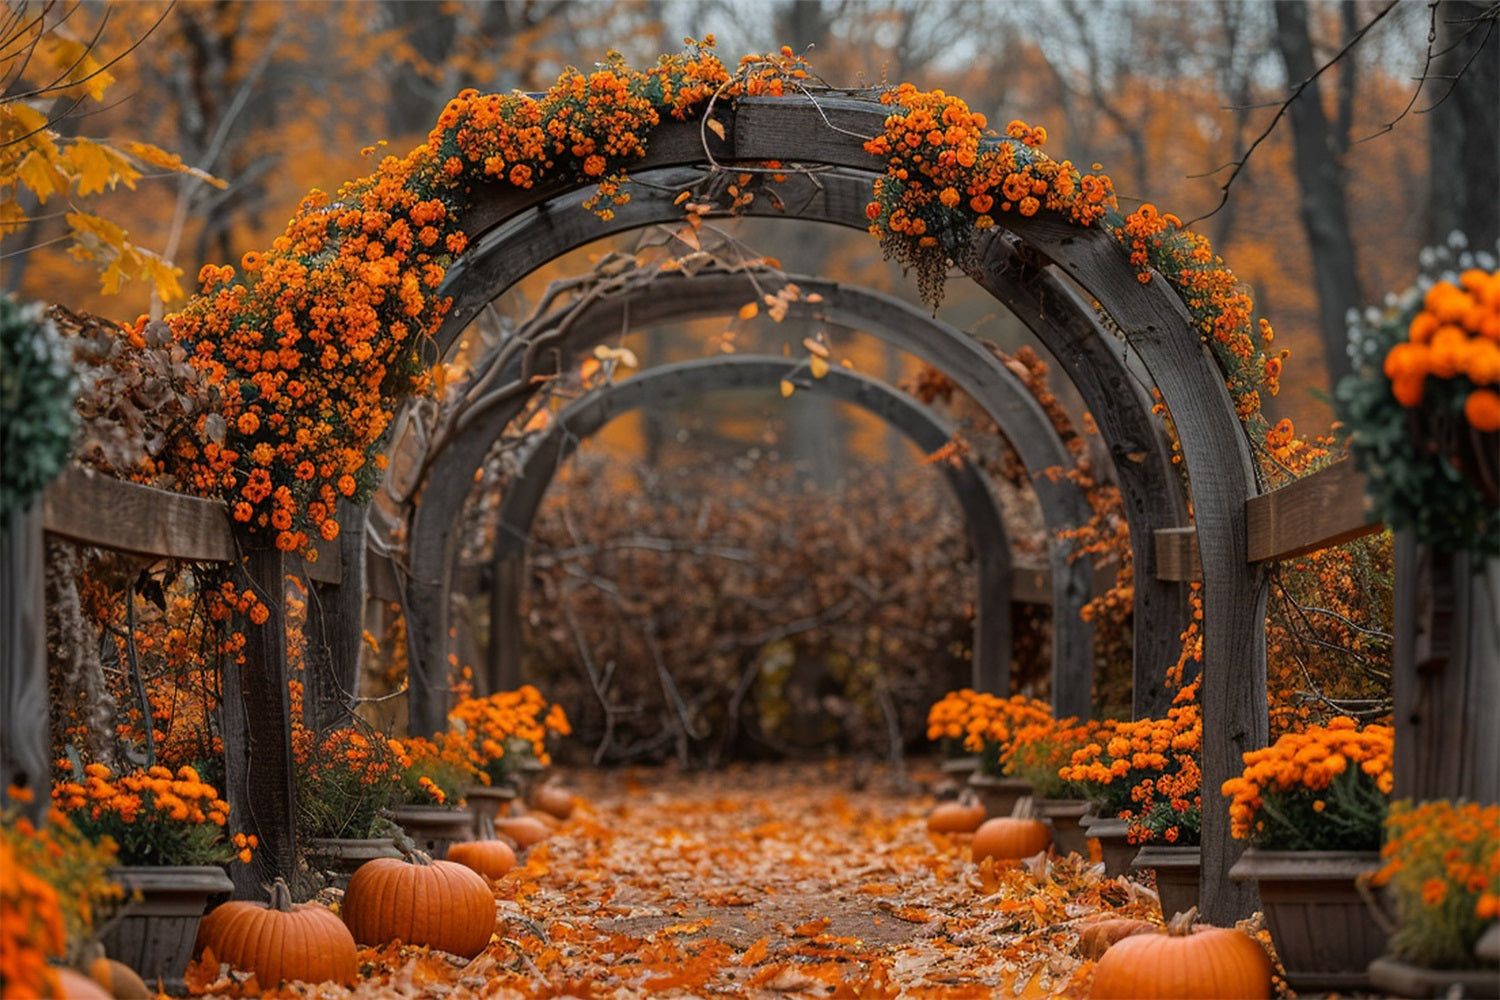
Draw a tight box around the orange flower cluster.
[428,38,734,221]
[388,730,483,806]
[1369,799,1500,968]
[1221,717,1392,850]
[291,723,403,839]
[158,134,456,555]
[448,685,572,786]
[1109,204,1285,426]
[52,763,252,866]
[1382,268,1500,429]
[998,717,1093,799]
[0,791,121,1000]
[925,690,1052,776]
[863,88,1115,306]
[1059,679,1202,844]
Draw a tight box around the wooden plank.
[1246,458,1379,562]
[304,500,366,733]
[1155,527,1202,582]
[42,465,234,562]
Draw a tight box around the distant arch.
[483,354,1015,698]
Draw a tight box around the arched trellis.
[434,172,1190,722]
[408,270,1101,728]
[483,353,1017,702]
[394,95,1261,921]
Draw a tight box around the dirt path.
[192,759,1206,998]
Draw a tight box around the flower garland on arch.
[141,40,1289,571]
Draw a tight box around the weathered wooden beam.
[40,464,345,584]
[220,545,297,898]
[1155,527,1203,583]
[42,465,234,562]
[1154,459,1383,582]
[303,500,367,733]
[1246,457,1378,562]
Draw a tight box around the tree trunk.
[1426,1,1500,252]
[1273,0,1365,387]
[1,505,50,824]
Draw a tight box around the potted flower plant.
[1060,679,1202,904]
[385,730,483,859]
[1222,716,1394,992]
[51,762,250,991]
[293,724,404,882]
[448,686,571,834]
[999,715,1093,857]
[926,690,1051,818]
[1365,799,1499,997]
[0,790,121,998]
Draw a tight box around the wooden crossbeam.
[1153,458,1383,581]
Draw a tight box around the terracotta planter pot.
[102,865,233,994]
[1229,848,1386,992]
[1084,816,1137,877]
[386,805,473,860]
[1034,798,1092,858]
[303,837,402,888]
[1367,955,1500,999]
[1131,844,1201,921]
[966,773,1032,819]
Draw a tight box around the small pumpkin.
[528,781,575,821]
[55,967,114,1000]
[493,815,552,849]
[1089,908,1273,999]
[193,878,357,986]
[447,817,518,880]
[79,942,152,999]
[926,794,986,834]
[343,852,495,958]
[1075,916,1159,959]
[971,817,1051,862]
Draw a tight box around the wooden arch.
[407,269,1100,727]
[483,353,1018,700]
[432,173,1190,722]
[400,95,1263,921]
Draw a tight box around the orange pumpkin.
[55,967,114,999]
[448,818,518,880]
[1089,909,1273,999]
[528,782,575,821]
[494,815,552,849]
[193,878,357,986]
[342,853,495,958]
[1076,916,1159,959]
[927,796,986,834]
[80,942,152,999]
[971,817,1051,862]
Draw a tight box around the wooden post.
[220,544,297,897]
[1,504,51,824]
[1392,533,1500,804]
[303,501,367,734]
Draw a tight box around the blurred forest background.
[6,0,1496,767]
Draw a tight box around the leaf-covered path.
[189,760,1228,999]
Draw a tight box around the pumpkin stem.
[267,877,293,912]
[1165,906,1199,936]
[391,826,429,863]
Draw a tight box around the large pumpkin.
[927,795,987,834]
[342,853,495,958]
[54,967,114,1000]
[971,817,1051,862]
[1089,910,1273,999]
[193,878,357,986]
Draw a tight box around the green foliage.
[1,295,78,520]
